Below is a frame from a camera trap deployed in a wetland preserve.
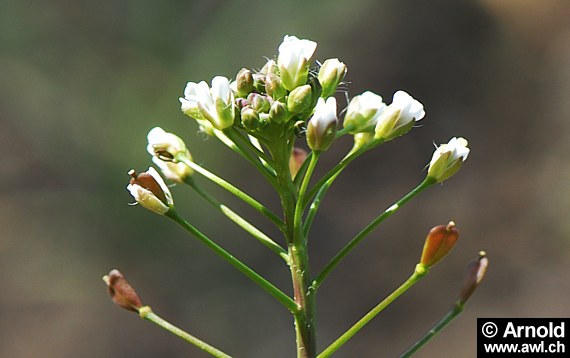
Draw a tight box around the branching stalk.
[176,154,284,230]
[318,264,429,358]
[166,209,297,313]
[313,177,436,290]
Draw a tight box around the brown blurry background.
[1,0,569,357]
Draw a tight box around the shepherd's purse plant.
[103,35,488,358]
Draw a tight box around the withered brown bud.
[420,221,459,268]
[289,147,308,179]
[458,251,488,304]
[103,269,143,313]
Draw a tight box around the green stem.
[313,177,436,290]
[317,264,429,358]
[399,301,464,357]
[186,178,289,263]
[271,139,317,358]
[139,307,232,358]
[295,152,320,244]
[228,128,275,167]
[166,209,297,313]
[223,128,278,187]
[177,155,284,230]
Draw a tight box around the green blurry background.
[2,0,570,357]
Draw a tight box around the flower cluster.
[119,35,480,358]
[175,36,439,155]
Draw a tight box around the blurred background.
[2,0,570,357]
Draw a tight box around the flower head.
[306,97,338,151]
[427,137,470,182]
[374,90,425,141]
[344,91,386,134]
[278,35,317,91]
[180,76,236,130]
[127,167,173,215]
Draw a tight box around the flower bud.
[458,251,488,304]
[241,106,260,130]
[127,167,174,215]
[253,73,266,93]
[146,127,188,162]
[344,91,386,134]
[374,90,425,141]
[260,59,278,76]
[248,93,271,113]
[306,97,338,151]
[278,35,317,90]
[289,147,308,179]
[287,84,313,114]
[103,269,143,313]
[318,58,347,98]
[420,221,459,268]
[427,137,470,183]
[268,101,289,124]
[265,73,287,101]
[235,68,254,97]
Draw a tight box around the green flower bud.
[235,68,254,97]
[260,59,278,76]
[287,84,313,114]
[268,101,289,124]
[265,73,287,101]
[241,106,260,130]
[253,73,266,93]
[248,93,271,113]
[318,58,347,98]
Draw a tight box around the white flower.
[306,97,338,151]
[427,137,470,182]
[344,91,386,133]
[277,35,317,90]
[180,81,210,120]
[179,76,236,130]
[146,127,188,161]
[374,90,425,141]
[127,167,174,215]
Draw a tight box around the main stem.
[273,140,317,358]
